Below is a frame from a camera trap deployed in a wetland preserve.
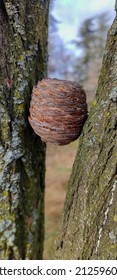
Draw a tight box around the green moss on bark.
[0,0,50,259]
[55,13,117,260]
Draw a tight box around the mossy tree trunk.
[55,4,117,259]
[0,0,49,259]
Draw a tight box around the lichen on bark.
[55,8,117,260]
[0,0,50,259]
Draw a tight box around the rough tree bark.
[55,4,117,259]
[0,0,49,259]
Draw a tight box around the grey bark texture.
[55,8,117,259]
[0,0,49,259]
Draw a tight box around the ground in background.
[44,140,78,259]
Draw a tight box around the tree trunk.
[55,7,117,259]
[0,0,49,259]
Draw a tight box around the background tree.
[48,4,74,81]
[74,17,96,82]
[73,12,110,101]
[48,9,110,104]
[55,3,117,259]
[0,0,49,259]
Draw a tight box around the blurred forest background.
[44,0,114,259]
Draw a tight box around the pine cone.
[28,78,88,145]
